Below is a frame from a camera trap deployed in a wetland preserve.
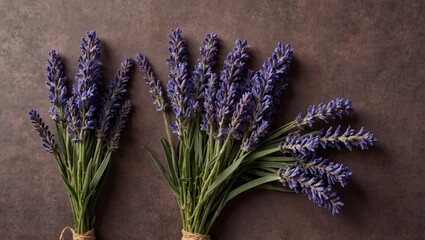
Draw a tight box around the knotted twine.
[59,227,96,240]
[182,229,210,240]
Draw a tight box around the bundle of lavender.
[136,29,376,239]
[29,31,132,239]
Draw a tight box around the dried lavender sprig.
[168,63,197,135]
[278,166,344,215]
[192,33,218,101]
[135,53,167,112]
[46,49,68,123]
[29,109,58,153]
[215,40,250,140]
[228,92,253,140]
[96,58,133,139]
[298,156,352,187]
[325,191,344,216]
[278,166,331,206]
[241,120,268,152]
[270,43,294,108]
[66,96,82,142]
[200,73,218,133]
[320,125,377,151]
[280,134,320,156]
[166,29,197,135]
[242,43,293,151]
[294,98,353,130]
[73,30,102,132]
[167,28,187,76]
[108,100,132,151]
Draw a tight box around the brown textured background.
[0,0,424,239]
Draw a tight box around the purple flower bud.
[295,98,353,129]
[97,58,133,139]
[108,100,132,151]
[166,29,198,136]
[167,63,197,135]
[278,166,330,205]
[242,43,293,151]
[135,53,167,112]
[269,43,294,107]
[320,125,377,151]
[73,30,102,133]
[278,166,344,215]
[29,109,58,153]
[46,49,68,123]
[298,156,352,187]
[241,120,269,152]
[66,96,81,142]
[280,134,320,156]
[192,33,218,102]
[229,92,253,140]
[215,40,250,140]
[201,73,218,133]
[167,28,187,77]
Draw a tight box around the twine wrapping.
[181,230,210,240]
[59,227,96,240]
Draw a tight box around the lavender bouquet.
[137,29,376,239]
[29,31,132,239]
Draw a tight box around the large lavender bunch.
[137,29,376,237]
[29,30,133,236]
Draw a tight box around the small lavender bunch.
[137,29,376,239]
[29,31,133,238]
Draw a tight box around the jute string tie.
[181,229,210,240]
[59,227,95,240]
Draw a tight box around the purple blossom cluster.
[166,29,198,135]
[241,43,294,151]
[136,29,376,215]
[278,166,343,215]
[96,58,133,140]
[278,122,376,214]
[215,40,250,140]
[279,134,319,156]
[30,30,133,153]
[135,54,167,112]
[46,49,68,123]
[137,29,294,143]
[294,98,353,130]
[29,110,58,153]
[192,33,218,102]
[320,125,377,151]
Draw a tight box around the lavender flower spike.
[215,40,250,140]
[242,43,293,151]
[135,53,167,112]
[295,98,353,130]
[73,30,102,132]
[192,33,218,100]
[298,157,352,187]
[320,125,377,151]
[270,43,294,107]
[66,96,82,142]
[200,73,218,133]
[167,28,188,77]
[108,100,132,151]
[278,166,344,215]
[96,58,133,139]
[280,134,320,156]
[166,29,197,135]
[29,109,58,153]
[46,49,68,123]
[229,92,253,140]
[278,166,331,206]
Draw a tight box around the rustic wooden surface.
[0,0,424,239]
